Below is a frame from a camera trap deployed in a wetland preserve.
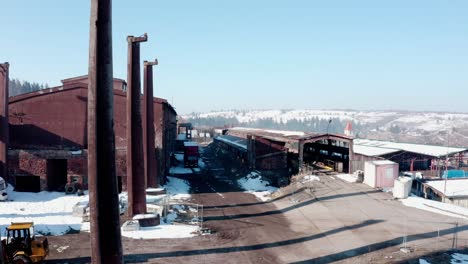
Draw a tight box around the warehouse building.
[213,127,354,185]
[353,139,466,175]
[6,75,177,192]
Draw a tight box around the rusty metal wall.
[6,79,176,191]
[0,63,9,181]
[9,85,88,149]
[254,137,288,170]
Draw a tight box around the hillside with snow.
[183,109,468,147]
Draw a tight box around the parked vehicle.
[1,222,49,264]
[183,142,199,168]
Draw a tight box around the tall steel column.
[87,0,123,263]
[143,59,158,188]
[126,34,148,217]
[0,63,9,182]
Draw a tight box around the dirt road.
[46,147,468,263]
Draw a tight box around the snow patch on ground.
[238,171,278,201]
[0,186,87,237]
[121,177,198,239]
[451,253,468,264]
[56,245,70,253]
[169,167,193,175]
[419,253,468,264]
[121,224,198,239]
[400,195,468,219]
[174,153,184,162]
[301,175,320,183]
[336,174,358,183]
[164,177,191,200]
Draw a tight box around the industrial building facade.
[6,75,177,192]
[214,127,467,186]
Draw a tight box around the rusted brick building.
[7,75,177,192]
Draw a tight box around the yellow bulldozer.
[1,222,49,264]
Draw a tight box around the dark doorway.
[46,159,68,191]
[15,176,41,192]
[117,176,123,193]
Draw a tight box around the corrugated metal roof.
[353,144,400,157]
[354,139,466,158]
[426,179,468,197]
[215,135,247,151]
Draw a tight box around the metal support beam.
[298,139,304,171]
[126,33,148,217]
[348,139,354,173]
[0,63,9,182]
[87,0,123,263]
[143,59,158,188]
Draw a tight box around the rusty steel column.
[87,0,123,263]
[0,63,9,182]
[126,34,148,217]
[143,59,158,188]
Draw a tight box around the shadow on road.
[203,190,382,222]
[291,223,468,264]
[46,219,383,264]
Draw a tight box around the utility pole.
[87,0,123,263]
[126,34,148,217]
[143,59,158,188]
[0,63,9,182]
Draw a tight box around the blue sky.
[1,1,467,114]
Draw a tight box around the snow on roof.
[215,135,247,150]
[230,127,305,137]
[353,144,400,157]
[367,160,397,166]
[426,179,468,197]
[183,142,198,147]
[354,139,466,158]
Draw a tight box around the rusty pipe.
[143,59,158,187]
[126,33,148,217]
[87,0,123,263]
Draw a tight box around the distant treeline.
[186,115,365,136]
[9,78,49,97]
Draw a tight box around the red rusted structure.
[6,76,176,192]
[126,34,148,217]
[0,63,9,181]
[87,0,123,263]
[143,59,158,187]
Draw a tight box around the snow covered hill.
[183,109,468,147]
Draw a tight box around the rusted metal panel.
[126,34,148,217]
[0,63,9,182]
[8,85,87,149]
[87,0,123,262]
[163,102,177,182]
[143,60,158,188]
